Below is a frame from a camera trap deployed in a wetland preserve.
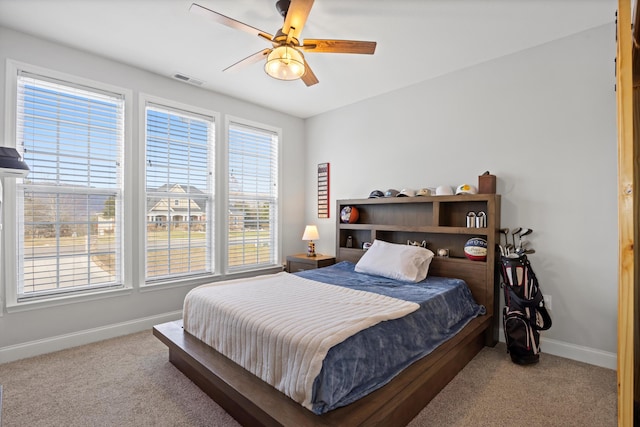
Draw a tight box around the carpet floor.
[0,331,616,426]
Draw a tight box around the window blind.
[16,72,124,298]
[227,121,278,270]
[145,103,214,280]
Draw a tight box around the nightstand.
[286,254,336,273]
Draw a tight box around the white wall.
[305,24,618,366]
[0,27,306,360]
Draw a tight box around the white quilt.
[183,271,419,409]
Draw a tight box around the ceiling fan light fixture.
[265,45,305,81]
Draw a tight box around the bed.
[154,194,500,426]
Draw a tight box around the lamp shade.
[0,147,29,177]
[302,225,319,241]
[265,45,305,81]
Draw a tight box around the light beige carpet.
[0,331,616,426]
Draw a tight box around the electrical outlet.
[544,295,552,310]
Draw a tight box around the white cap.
[416,188,432,196]
[435,185,454,196]
[396,188,416,197]
[455,184,478,195]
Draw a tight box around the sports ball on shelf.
[464,237,487,261]
[340,206,359,223]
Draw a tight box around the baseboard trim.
[1,316,616,370]
[498,328,616,370]
[0,310,182,364]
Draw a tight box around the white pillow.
[355,239,435,282]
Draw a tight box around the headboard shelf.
[336,195,500,255]
[340,224,491,235]
[338,223,373,230]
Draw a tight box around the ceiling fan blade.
[190,3,273,42]
[301,39,377,54]
[282,0,314,42]
[301,59,319,87]
[223,48,272,72]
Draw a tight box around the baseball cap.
[384,189,400,197]
[397,188,416,197]
[435,185,454,196]
[416,188,432,196]
[455,184,478,195]
[368,190,384,198]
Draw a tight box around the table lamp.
[302,225,319,257]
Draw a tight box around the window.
[145,103,214,281]
[16,71,124,299]
[227,120,278,271]
[7,65,281,307]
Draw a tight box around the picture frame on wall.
[318,162,330,218]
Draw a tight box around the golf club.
[519,228,533,250]
[505,243,514,256]
[499,228,509,257]
[511,227,522,248]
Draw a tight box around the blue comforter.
[294,261,485,414]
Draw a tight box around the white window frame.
[223,115,281,274]
[141,95,217,285]
[3,60,134,311]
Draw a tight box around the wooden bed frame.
[154,194,500,426]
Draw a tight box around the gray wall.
[0,27,306,359]
[305,24,618,366]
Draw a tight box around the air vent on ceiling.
[172,73,205,86]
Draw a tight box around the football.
[340,206,359,223]
[464,237,487,261]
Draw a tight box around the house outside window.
[145,102,214,281]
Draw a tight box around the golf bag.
[500,254,552,365]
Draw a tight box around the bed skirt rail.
[153,315,491,427]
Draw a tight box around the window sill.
[6,286,133,314]
[141,265,284,292]
[5,266,285,313]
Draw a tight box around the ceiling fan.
[189,0,377,86]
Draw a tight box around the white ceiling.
[0,0,617,119]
